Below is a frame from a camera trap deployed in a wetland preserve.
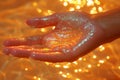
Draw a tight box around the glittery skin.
[3,11,104,62]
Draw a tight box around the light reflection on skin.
[73,22,95,53]
[43,12,95,54]
[3,11,102,62]
[1,0,120,80]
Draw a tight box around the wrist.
[92,8,120,42]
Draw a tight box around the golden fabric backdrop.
[0,0,120,80]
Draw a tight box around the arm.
[93,8,120,42]
[3,9,120,62]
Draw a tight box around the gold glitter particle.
[63,2,68,6]
[118,66,120,70]
[97,64,101,67]
[106,56,110,59]
[25,68,28,71]
[99,45,105,52]
[93,55,97,59]
[76,78,81,80]
[63,65,70,69]
[88,64,92,68]
[99,60,105,64]
[55,64,61,68]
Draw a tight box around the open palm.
[3,11,104,62]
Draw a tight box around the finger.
[3,45,76,62]
[26,14,59,28]
[3,35,44,47]
[3,38,27,47]
[3,46,51,56]
[3,46,32,57]
[30,51,68,62]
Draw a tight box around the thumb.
[26,14,59,28]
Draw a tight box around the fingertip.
[3,47,11,55]
[3,40,10,46]
[4,46,31,58]
[3,39,25,47]
[3,39,15,46]
[26,14,59,28]
[26,18,39,27]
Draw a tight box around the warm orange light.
[90,7,97,14]
[59,71,63,74]
[99,45,105,52]
[78,69,82,72]
[99,60,105,64]
[87,0,94,6]
[94,0,101,5]
[38,78,41,80]
[55,64,61,68]
[33,76,41,80]
[63,2,68,6]
[93,55,97,59]
[88,64,92,68]
[78,58,82,61]
[97,64,101,67]
[44,10,55,16]
[76,5,81,9]
[69,7,75,11]
[37,8,42,13]
[106,56,110,59]
[60,0,103,14]
[62,74,67,78]
[32,2,38,6]
[118,66,120,70]
[60,72,71,78]
[45,62,51,65]
[47,10,54,15]
[76,78,80,80]
[72,61,78,65]
[40,28,46,32]
[83,58,86,61]
[52,26,56,30]
[74,69,79,73]
[1,0,119,80]
[33,76,37,79]
[98,7,103,12]
[63,65,70,69]
[25,68,28,71]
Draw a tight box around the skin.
[3,8,120,62]
[93,8,120,42]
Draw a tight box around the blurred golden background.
[0,0,120,80]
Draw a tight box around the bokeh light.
[0,0,120,80]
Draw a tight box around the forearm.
[93,8,120,40]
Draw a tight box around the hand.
[3,11,105,62]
